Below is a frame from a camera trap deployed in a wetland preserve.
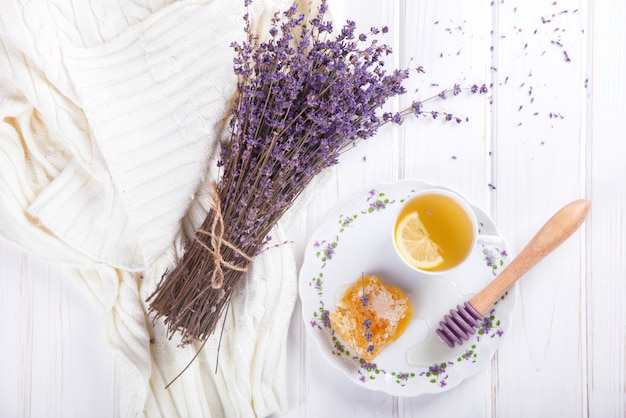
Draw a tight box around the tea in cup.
[393,188,477,274]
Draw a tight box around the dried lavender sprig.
[396,83,489,123]
[148,1,409,344]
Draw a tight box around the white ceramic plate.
[299,180,515,396]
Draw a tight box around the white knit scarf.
[0,0,317,416]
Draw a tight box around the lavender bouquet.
[148,0,484,346]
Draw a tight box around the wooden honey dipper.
[436,199,591,348]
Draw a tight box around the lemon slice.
[395,212,444,270]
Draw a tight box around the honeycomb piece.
[330,275,413,362]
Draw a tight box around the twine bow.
[194,182,252,288]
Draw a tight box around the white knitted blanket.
[0,0,313,416]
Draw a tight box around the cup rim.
[392,188,478,275]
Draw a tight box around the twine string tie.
[194,183,252,288]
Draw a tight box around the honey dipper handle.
[469,199,590,316]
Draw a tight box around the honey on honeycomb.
[330,275,413,362]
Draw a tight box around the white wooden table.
[1,0,625,416]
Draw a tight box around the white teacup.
[393,188,487,275]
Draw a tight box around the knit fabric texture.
[0,0,312,416]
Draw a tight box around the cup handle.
[476,234,507,247]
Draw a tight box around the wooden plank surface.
[586,0,626,415]
[0,241,118,417]
[1,0,625,417]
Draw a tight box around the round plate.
[299,180,515,396]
